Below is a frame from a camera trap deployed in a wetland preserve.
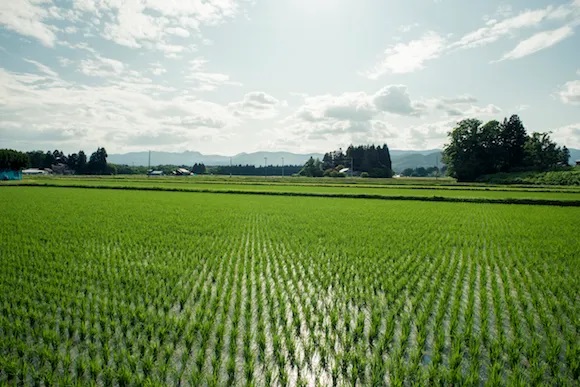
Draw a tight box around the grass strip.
[4,182,580,207]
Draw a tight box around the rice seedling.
[0,187,577,385]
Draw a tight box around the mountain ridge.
[108,148,580,172]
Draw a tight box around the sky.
[1,0,579,155]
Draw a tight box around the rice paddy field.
[0,183,579,386]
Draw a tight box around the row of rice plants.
[0,187,578,385]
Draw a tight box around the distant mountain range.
[109,148,580,173]
[108,151,326,168]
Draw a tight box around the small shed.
[0,170,22,181]
[175,168,192,176]
[148,170,164,176]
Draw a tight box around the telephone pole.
[148,150,151,177]
[230,157,232,178]
[282,157,284,177]
[264,157,267,178]
[351,157,354,178]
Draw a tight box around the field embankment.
[5,175,580,206]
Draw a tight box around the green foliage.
[298,156,324,177]
[524,132,569,171]
[323,144,393,178]
[478,167,580,186]
[209,164,302,176]
[443,115,569,181]
[400,166,440,177]
[86,147,112,175]
[0,149,28,170]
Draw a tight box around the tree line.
[0,149,29,170]
[443,115,570,181]
[24,148,113,175]
[301,144,393,177]
[209,164,302,176]
[400,166,447,178]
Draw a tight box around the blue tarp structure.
[0,170,22,181]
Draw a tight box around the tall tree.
[77,151,87,174]
[442,118,484,181]
[299,157,324,177]
[43,151,56,169]
[87,147,109,174]
[500,115,527,170]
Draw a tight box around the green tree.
[26,150,45,168]
[192,163,207,174]
[499,115,527,170]
[43,151,56,168]
[298,157,324,177]
[560,146,570,166]
[443,118,485,181]
[77,151,87,173]
[0,149,29,170]
[87,147,109,174]
[523,132,566,171]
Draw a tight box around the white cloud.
[278,87,499,150]
[0,66,241,152]
[558,80,580,105]
[497,26,574,61]
[295,92,376,123]
[166,26,190,37]
[470,104,502,115]
[451,6,569,51]
[187,72,239,91]
[150,62,167,76]
[373,85,425,116]
[440,95,478,104]
[229,92,285,119]
[365,1,580,76]
[184,59,241,90]
[76,0,246,53]
[435,97,499,117]
[23,59,58,77]
[0,0,57,46]
[551,122,580,148]
[398,23,419,33]
[402,119,457,149]
[79,55,125,77]
[365,32,445,78]
[516,104,530,111]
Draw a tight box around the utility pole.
[351,157,354,178]
[436,155,439,180]
[230,157,232,178]
[264,157,267,178]
[148,150,151,177]
[282,157,284,177]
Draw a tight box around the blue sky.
[1,0,579,155]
